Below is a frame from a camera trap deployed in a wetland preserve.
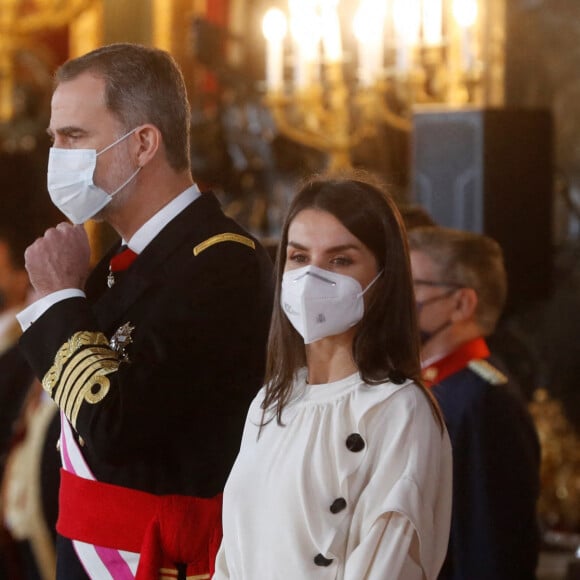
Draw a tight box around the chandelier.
[0,0,95,124]
[261,0,505,170]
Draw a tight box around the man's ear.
[451,287,478,322]
[133,124,160,167]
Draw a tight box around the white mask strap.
[108,166,142,198]
[97,126,139,157]
[360,270,383,297]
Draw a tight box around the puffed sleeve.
[345,384,453,579]
[212,543,229,579]
[344,512,423,580]
[211,390,266,580]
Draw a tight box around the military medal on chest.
[108,246,139,288]
[109,321,135,363]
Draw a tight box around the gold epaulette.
[193,233,255,256]
[467,358,508,385]
[422,366,439,383]
[42,331,120,429]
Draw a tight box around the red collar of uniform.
[421,337,490,387]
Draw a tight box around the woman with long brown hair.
[214,173,452,579]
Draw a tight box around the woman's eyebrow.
[287,241,360,253]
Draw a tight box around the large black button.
[314,554,333,567]
[346,433,365,452]
[330,497,347,513]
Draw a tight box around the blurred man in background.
[408,226,541,580]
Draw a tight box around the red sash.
[57,469,222,579]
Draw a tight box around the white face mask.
[47,127,141,224]
[281,265,382,344]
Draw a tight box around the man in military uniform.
[408,226,541,580]
[17,43,273,579]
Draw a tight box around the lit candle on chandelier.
[422,0,443,46]
[354,0,386,87]
[393,0,421,72]
[289,0,321,90]
[320,0,342,63]
[262,8,287,92]
[453,0,478,71]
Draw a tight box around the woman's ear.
[450,287,478,322]
[132,124,160,167]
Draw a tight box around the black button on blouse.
[330,497,347,514]
[389,370,407,384]
[345,433,365,452]
[314,553,333,567]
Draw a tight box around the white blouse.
[214,370,452,580]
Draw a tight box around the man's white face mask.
[280,264,382,344]
[47,127,141,224]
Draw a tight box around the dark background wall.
[505,0,580,428]
[506,0,580,241]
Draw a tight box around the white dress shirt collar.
[125,184,201,253]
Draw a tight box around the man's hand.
[24,223,91,298]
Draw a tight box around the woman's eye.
[288,253,307,263]
[332,256,352,266]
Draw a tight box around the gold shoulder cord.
[467,359,508,386]
[42,331,120,429]
[193,233,255,256]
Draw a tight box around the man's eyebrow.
[48,126,89,138]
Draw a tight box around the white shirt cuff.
[17,289,86,332]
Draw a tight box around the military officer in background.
[408,226,541,580]
[17,43,273,580]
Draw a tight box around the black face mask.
[419,320,452,345]
[416,288,457,346]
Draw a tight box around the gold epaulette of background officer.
[467,359,508,385]
[193,233,255,256]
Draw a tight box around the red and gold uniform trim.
[422,337,491,387]
[42,331,120,429]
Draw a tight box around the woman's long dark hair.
[262,172,443,428]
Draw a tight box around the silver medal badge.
[109,321,135,363]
